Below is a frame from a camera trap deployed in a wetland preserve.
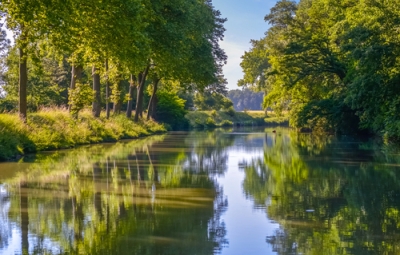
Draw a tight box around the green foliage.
[264,116,289,126]
[0,114,34,160]
[219,119,233,127]
[223,106,236,117]
[0,97,18,112]
[239,0,400,137]
[0,46,71,112]
[0,0,228,123]
[205,117,217,128]
[292,98,361,134]
[185,110,274,129]
[238,38,270,91]
[155,90,187,130]
[68,82,94,117]
[194,92,233,111]
[228,88,264,111]
[0,109,166,160]
[211,109,217,118]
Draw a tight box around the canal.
[1,128,400,254]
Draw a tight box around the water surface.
[1,128,400,255]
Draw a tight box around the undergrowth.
[0,108,166,160]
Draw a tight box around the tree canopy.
[240,0,400,137]
[0,0,227,124]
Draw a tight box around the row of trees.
[0,0,227,122]
[240,0,400,136]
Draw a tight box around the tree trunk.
[105,59,111,119]
[126,74,136,118]
[92,65,101,117]
[113,79,123,115]
[113,100,121,114]
[147,78,160,120]
[19,47,27,122]
[134,65,150,122]
[69,65,82,112]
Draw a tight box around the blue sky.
[212,0,277,90]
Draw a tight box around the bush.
[205,117,217,128]
[224,106,235,117]
[211,109,217,118]
[0,97,18,112]
[155,90,188,130]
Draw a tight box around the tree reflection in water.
[0,185,11,251]
[0,132,231,255]
[242,130,400,255]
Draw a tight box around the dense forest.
[0,0,228,123]
[240,0,400,138]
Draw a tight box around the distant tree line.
[227,88,263,111]
[240,0,400,138]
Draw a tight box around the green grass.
[185,110,288,128]
[0,108,166,161]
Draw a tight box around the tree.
[194,91,233,111]
[241,0,371,133]
[238,38,270,91]
[0,45,71,112]
[227,89,264,111]
[138,0,227,122]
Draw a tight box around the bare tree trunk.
[105,59,111,119]
[146,78,160,120]
[126,74,136,118]
[69,65,82,112]
[134,65,150,122]
[92,65,101,117]
[19,47,27,122]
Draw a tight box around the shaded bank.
[0,109,166,161]
[185,110,288,129]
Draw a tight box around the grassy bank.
[185,110,289,128]
[0,108,166,161]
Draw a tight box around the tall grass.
[0,107,166,161]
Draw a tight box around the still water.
[1,128,400,255]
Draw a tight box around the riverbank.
[185,110,289,128]
[0,108,166,161]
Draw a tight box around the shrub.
[155,90,188,130]
[211,109,217,118]
[224,106,235,117]
[68,82,94,117]
[205,117,217,128]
